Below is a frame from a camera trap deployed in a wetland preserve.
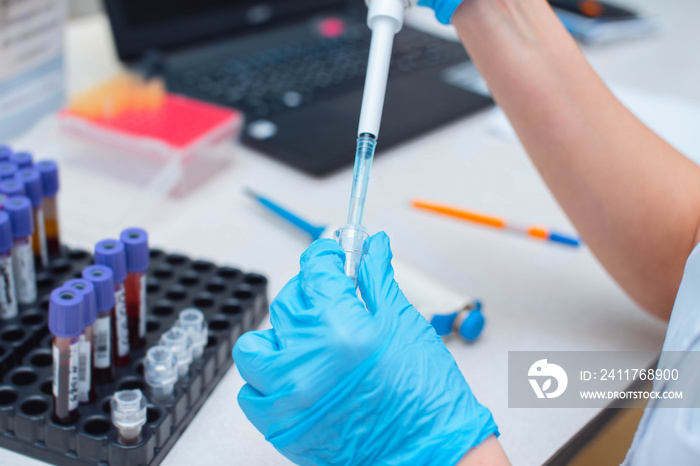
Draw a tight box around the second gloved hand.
[234,232,498,465]
[418,0,465,24]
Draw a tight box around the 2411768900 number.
[600,368,679,381]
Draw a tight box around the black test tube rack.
[0,248,268,465]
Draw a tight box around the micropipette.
[336,0,416,283]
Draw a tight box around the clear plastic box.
[11,105,242,243]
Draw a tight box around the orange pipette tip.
[527,227,548,239]
[579,0,605,17]
[411,200,506,229]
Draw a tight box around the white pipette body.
[357,0,408,136]
[337,0,414,284]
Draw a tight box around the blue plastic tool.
[244,188,327,241]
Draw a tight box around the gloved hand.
[233,232,498,465]
[417,0,465,25]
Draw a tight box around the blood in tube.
[36,160,61,258]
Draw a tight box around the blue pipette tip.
[430,312,458,336]
[245,188,327,241]
[548,231,582,247]
[458,309,485,342]
[243,188,260,200]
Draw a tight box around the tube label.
[53,342,79,411]
[139,274,146,338]
[0,255,18,320]
[78,334,92,403]
[12,241,36,304]
[94,315,111,369]
[115,286,129,357]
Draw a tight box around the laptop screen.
[105,0,348,61]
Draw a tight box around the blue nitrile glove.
[233,232,498,465]
[418,0,465,25]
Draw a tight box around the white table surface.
[4,0,700,464]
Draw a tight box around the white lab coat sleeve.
[623,244,700,465]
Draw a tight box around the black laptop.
[104,0,493,175]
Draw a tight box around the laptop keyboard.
[173,21,467,119]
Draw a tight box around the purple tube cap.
[0,146,11,163]
[15,168,43,207]
[36,160,59,197]
[83,265,115,312]
[10,151,33,169]
[0,179,25,198]
[49,287,84,338]
[4,196,33,238]
[0,163,18,181]
[65,279,97,327]
[120,227,150,273]
[0,212,12,254]
[94,239,127,284]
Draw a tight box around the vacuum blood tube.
[4,197,36,305]
[37,160,61,258]
[83,265,116,384]
[0,212,17,320]
[65,279,98,404]
[120,228,149,350]
[49,287,83,424]
[94,239,130,366]
[16,168,48,267]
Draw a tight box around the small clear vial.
[111,389,147,445]
[144,345,178,403]
[0,212,18,320]
[334,225,369,286]
[178,308,208,361]
[160,327,193,379]
[95,239,130,366]
[5,197,37,305]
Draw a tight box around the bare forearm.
[452,0,700,318]
[457,436,510,465]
